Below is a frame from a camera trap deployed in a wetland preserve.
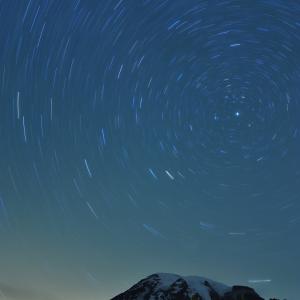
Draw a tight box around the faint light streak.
[17,91,20,119]
[86,202,99,219]
[73,178,83,197]
[101,128,106,145]
[84,159,93,178]
[142,223,165,239]
[200,221,215,230]
[148,168,158,179]
[22,116,27,143]
[165,170,174,180]
[248,279,272,284]
[36,22,46,49]
[40,114,44,137]
[228,232,246,236]
[50,98,53,121]
[22,0,32,23]
[117,64,123,79]
[230,43,241,47]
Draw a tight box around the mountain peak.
[111,273,265,300]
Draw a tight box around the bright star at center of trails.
[235,111,240,117]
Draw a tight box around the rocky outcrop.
[224,286,264,300]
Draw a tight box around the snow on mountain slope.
[111,273,265,300]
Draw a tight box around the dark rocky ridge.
[111,273,280,300]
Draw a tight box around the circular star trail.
[0,1,300,300]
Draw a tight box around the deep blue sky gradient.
[0,1,299,299]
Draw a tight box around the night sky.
[0,1,299,299]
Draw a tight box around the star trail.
[0,1,299,299]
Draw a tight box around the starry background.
[0,0,299,299]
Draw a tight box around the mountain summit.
[111,273,266,300]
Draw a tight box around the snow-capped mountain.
[111,273,266,300]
